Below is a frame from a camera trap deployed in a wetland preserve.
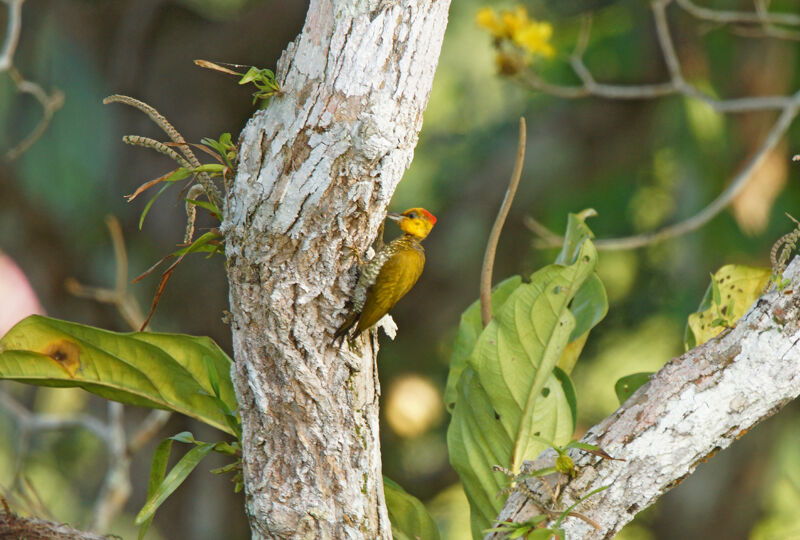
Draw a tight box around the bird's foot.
[344,244,366,267]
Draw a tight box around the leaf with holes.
[444,275,523,413]
[447,213,601,539]
[685,264,771,350]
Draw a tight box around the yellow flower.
[501,6,529,39]
[476,5,556,59]
[475,7,504,37]
[512,20,556,58]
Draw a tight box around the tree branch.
[0,508,110,540]
[2,0,65,161]
[519,0,800,251]
[487,257,800,539]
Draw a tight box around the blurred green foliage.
[2,0,800,538]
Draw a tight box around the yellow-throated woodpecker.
[334,207,437,342]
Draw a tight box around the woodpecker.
[334,207,437,343]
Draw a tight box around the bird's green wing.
[356,247,425,334]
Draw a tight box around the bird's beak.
[386,212,403,222]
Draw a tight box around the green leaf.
[444,276,523,413]
[447,212,605,539]
[509,526,532,539]
[138,437,173,540]
[470,238,595,471]
[139,183,170,230]
[448,368,514,536]
[191,163,225,174]
[173,231,223,256]
[185,198,221,217]
[0,315,238,434]
[526,529,558,540]
[238,66,263,85]
[568,273,607,342]
[552,367,577,428]
[614,372,653,405]
[554,209,596,266]
[383,477,441,540]
[169,431,197,444]
[135,442,215,525]
[163,167,194,182]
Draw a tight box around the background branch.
[518,0,800,250]
[2,0,64,161]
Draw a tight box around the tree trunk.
[222,1,451,538]
[487,258,800,539]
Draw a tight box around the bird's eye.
[408,212,418,219]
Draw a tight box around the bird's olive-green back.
[356,239,425,333]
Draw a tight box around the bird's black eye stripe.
[408,212,418,219]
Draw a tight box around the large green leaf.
[448,367,574,538]
[384,477,441,540]
[444,276,523,412]
[0,315,237,434]
[447,212,602,539]
[470,238,596,471]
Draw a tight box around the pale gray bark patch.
[486,258,800,540]
[222,0,451,538]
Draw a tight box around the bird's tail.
[333,311,359,345]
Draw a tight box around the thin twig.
[525,88,800,251]
[521,8,793,113]
[4,70,64,161]
[676,0,800,27]
[480,117,527,327]
[2,1,65,161]
[595,91,800,250]
[0,0,24,72]
[65,216,147,329]
[519,0,800,251]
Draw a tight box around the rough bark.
[222,1,450,538]
[487,258,800,539]
[0,512,110,540]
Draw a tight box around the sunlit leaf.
[444,276,523,413]
[685,264,771,349]
[447,212,605,539]
[553,366,577,428]
[0,315,237,434]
